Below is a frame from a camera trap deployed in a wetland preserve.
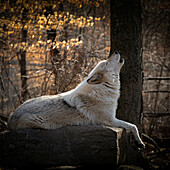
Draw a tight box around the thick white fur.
[8,52,144,147]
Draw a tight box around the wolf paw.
[134,140,145,149]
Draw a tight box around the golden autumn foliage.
[0,0,110,106]
[0,0,107,61]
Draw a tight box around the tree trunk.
[19,6,29,102]
[19,29,28,102]
[110,0,143,130]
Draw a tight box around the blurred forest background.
[0,0,169,169]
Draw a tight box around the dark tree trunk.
[110,0,143,130]
[19,29,28,103]
[20,50,28,102]
[19,6,29,103]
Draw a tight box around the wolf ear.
[87,72,104,84]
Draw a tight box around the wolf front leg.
[112,118,145,148]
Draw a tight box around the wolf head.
[87,52,124,85]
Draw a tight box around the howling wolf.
[8,52,145,148]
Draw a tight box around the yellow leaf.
[67,56,72,61]
[106,46,110,51]
[89,16,93,20]
[52,25,57,29]
[54,12,57,16]
[96,2,100,7]
[47,40,52,43]
[70,19,74,24]
[24,25,28,29]
[62,40,66,44]
[39,25,44,29]
[8,31,13,35]
[59,14,63,18]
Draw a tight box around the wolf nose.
[114,51,119,54]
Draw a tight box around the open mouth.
[119,58,124,63]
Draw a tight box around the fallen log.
[0,126,147,168]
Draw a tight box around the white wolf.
[8,52,145,148]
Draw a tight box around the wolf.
[8,52,145,148]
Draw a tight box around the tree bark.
[0,126,147,168]
[20,48,28,102]
[19,7,29,102]
[110,0,143,130]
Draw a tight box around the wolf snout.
[119,58,124,63]
[109,51,120,62]
[113,51,124,63]
[114,51,119,55]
